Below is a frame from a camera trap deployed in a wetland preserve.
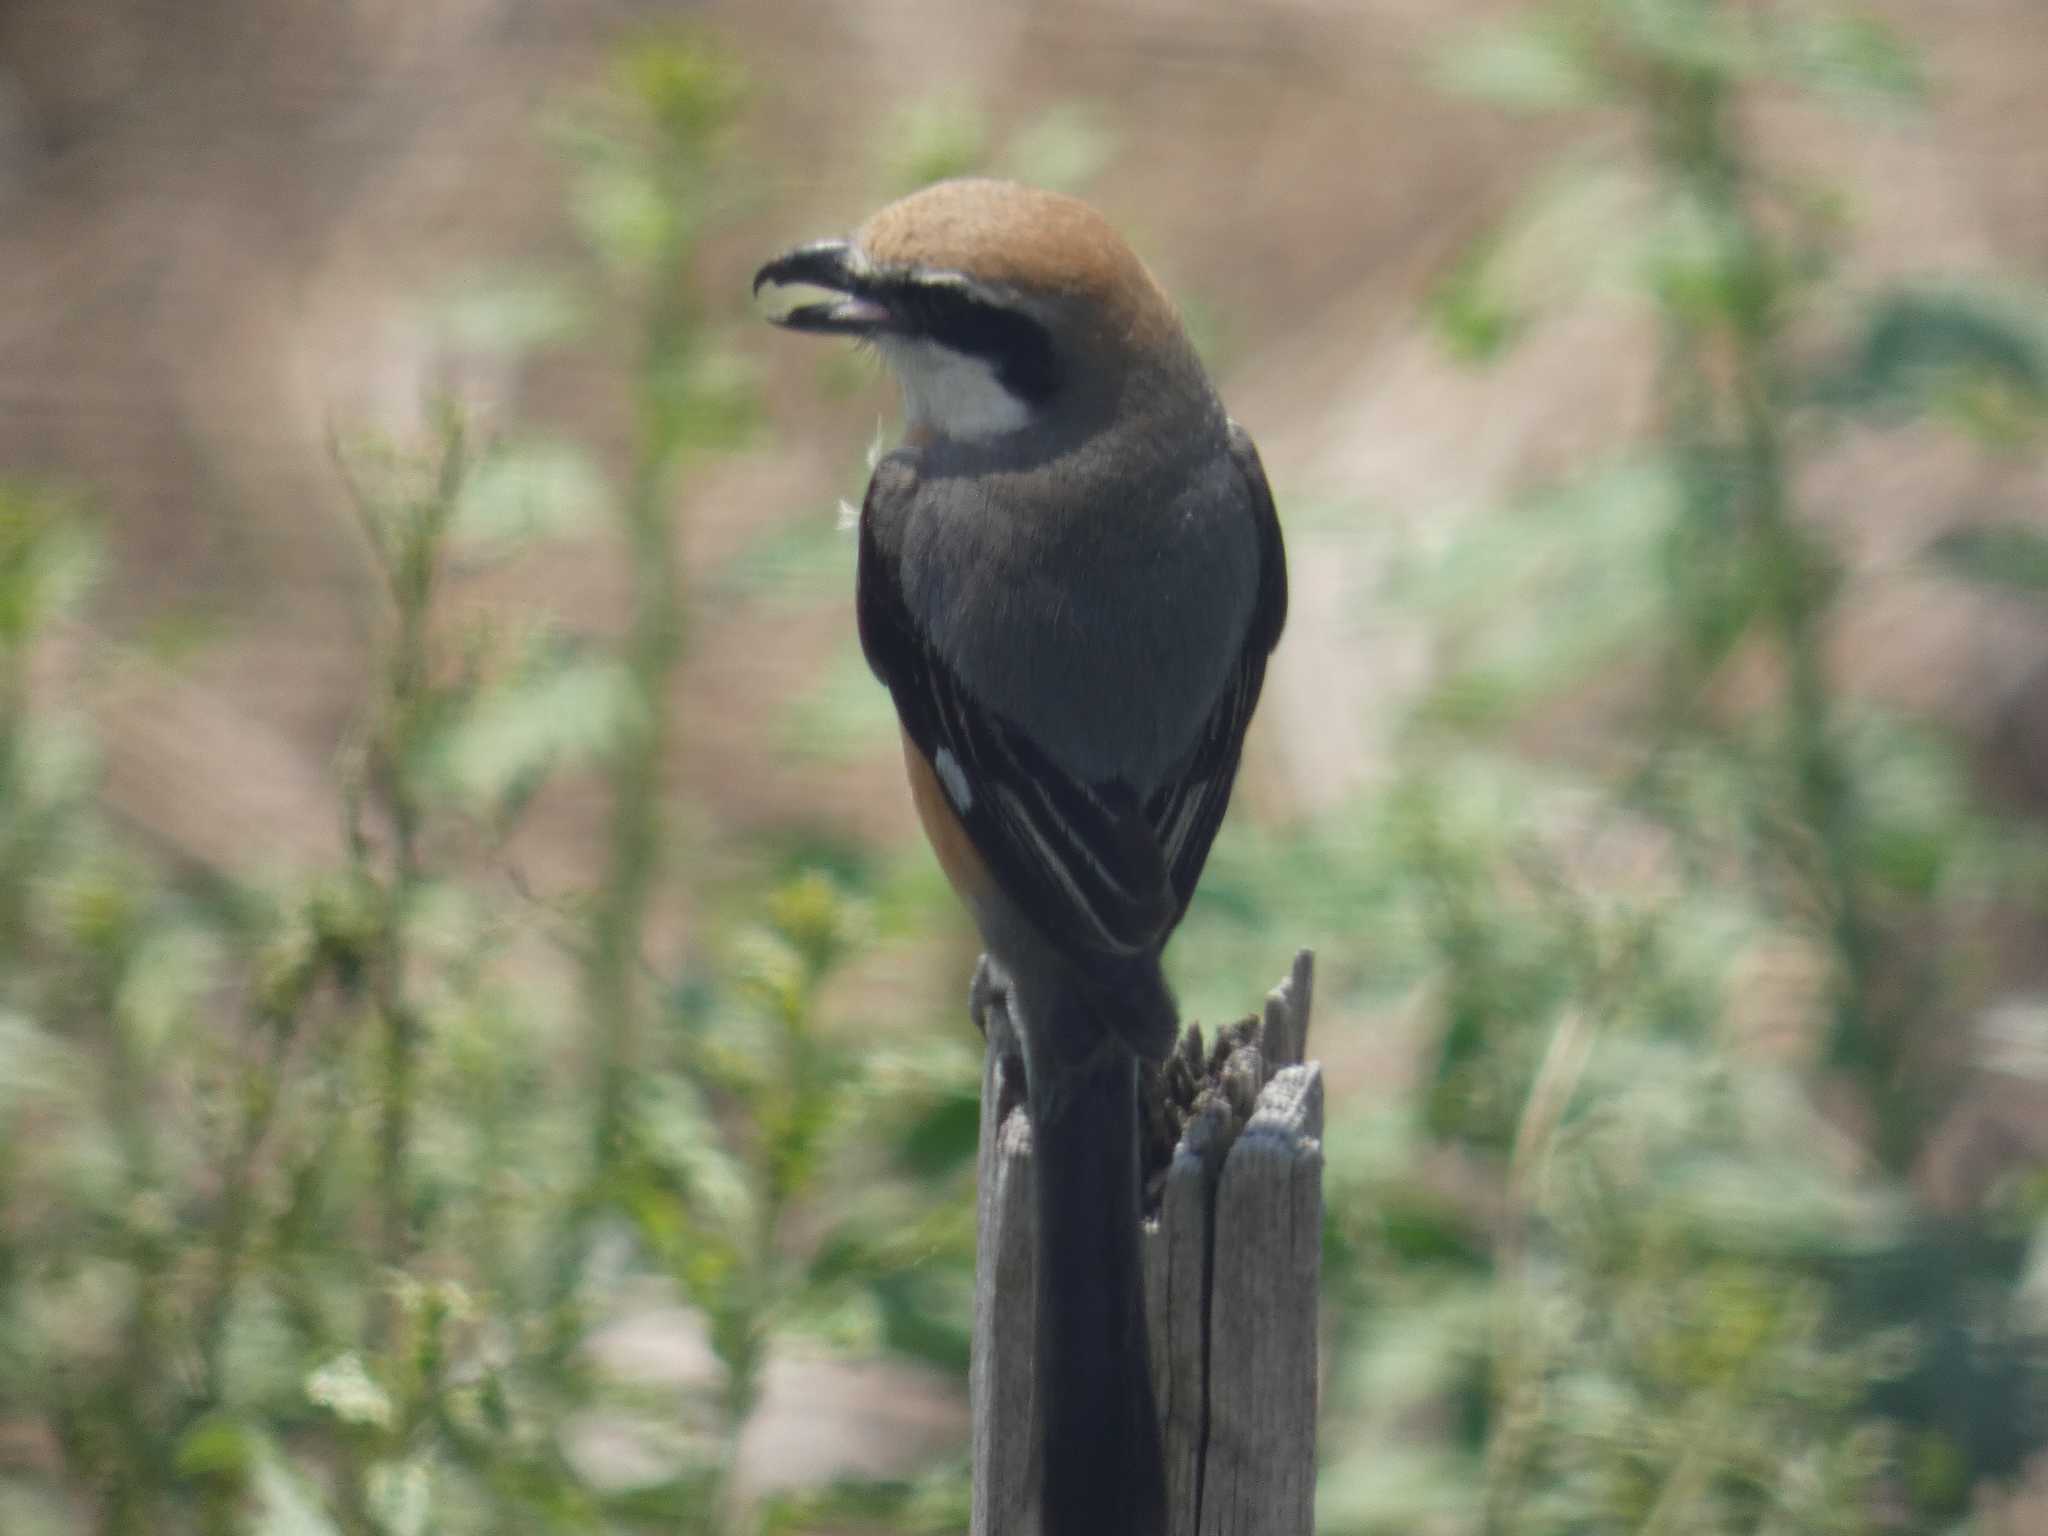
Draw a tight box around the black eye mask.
[883,281,1063,406]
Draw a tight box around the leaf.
[1428,236,1524,364]
[1426,161,1648,363]
[1435,15,1607,111]
[1004,103,1115,193]
[1313,1443,1484,1533]
[453,440,610,552]
[1614,0,1761,80]
[1640,186,1758,325]
[366,1455,433,1536]
[619,37,746,148]
[1929,524,2048,602]
[893,1089,980,1178]
[1772,12,1924,106]
[1821,285,2048,432]
[769,870,862,978]
[251,1446,344,1536]
[866,1268,975,1375]
[114,923,220,1064]
[652,346,761,455]
[5,713,96,825]
[1377,1188,1492,1270]
[1977,997,2048,1085]
[1401,459,1677,731]
[431,655,638,810]
[778,643,900,762]
[173,1413,259,1482]
[630,1075,757,1252]
[570,157,672,275]
[0,1010,81,1116]
[596,1471,725,1525]
[756,1468,971,1536]
[0,1481,77,1536]
[710,499,855,613]
[0,483,98,650]
[882,95,990,193]
[774,1286,885,1353]
[305,1353,395,1430]
[1841,710,1980,898]
[434,277,587,357]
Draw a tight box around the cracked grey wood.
[972,952,1323,1536]
[1198,1065,1323,1535]
[971,1005,1039,1536]
[1151,1098,1232,1526]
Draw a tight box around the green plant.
[1309,4,2048,1532]
[0,33,982,1536]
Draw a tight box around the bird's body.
[757,179,1285,1535]
[887,428,1259,789]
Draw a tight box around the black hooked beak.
[752,239,895,336]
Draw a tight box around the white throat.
[875,336,1033,441]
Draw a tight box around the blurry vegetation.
[878,96,1114,202]
[0,35,976,1536]
[1304,3,2048,1533]
[5,5,2048,1536]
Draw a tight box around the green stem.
[369,412,463,1345]
[96,967,171,1534]
[550,179,698,1365]
[587,438,681,1177]
[1649,53,1896,1156]
[0,643,28,971]
[195,1006,303,1398]
[585,137,712,1181]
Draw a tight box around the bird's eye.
[892,282,1061,405]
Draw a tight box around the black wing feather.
[857,426,1285,968]
[1143,422,1288,917]
[857,460,1176,971]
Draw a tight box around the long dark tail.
[1028,1023,1167,1536]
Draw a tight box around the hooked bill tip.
[752,239,894,334]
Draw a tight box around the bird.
[754,178,1286,1535]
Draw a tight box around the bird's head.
[753,179,1205,445]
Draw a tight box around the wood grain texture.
[972,952,1322,1536]
[971,1005,1039,1535]
[1199,1064,1323,1535]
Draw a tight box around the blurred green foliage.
[1307,3,2048,1533]
[0,35,978,1536]
[6,5,2048,1536]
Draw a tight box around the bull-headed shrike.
[756,179,1286,1535]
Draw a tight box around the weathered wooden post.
[971,952,1323,1535]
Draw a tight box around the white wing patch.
[934,747,974,812]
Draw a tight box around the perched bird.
[755,179,1286,1535]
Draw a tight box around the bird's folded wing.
[856,467,1177,969]
[1144,652,1262,919]
[1144,420,1289,917]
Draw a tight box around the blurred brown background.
[5,0,2045,885]
[6,0,2048,1527]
